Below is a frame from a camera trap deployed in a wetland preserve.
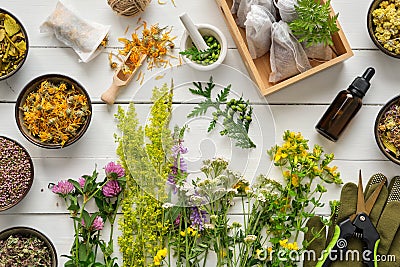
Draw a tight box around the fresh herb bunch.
[289,0,339,47]
[179,36,221,65]
[188,76,256,149]
[0,234,52,266]
[115,83,173,267]
[179,35,221,65]
[51,162,126,267]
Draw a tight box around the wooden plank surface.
[1,0,400,266]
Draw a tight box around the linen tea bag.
[40,1,110,62]
[235,0,276,27]
[303,42,334,61]
[269,21,311,83]
[245,5,275,59]
[274,0,298,22]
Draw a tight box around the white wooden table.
[1,0,399,266]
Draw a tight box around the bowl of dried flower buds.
[375,95,400,165]
[0,8,28,80]
[367,0,400,58]
[0,226,57,266]
[15,74,92,149]
[0,136,34,211]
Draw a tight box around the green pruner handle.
[352,213,380,267]
[316,219,356,267]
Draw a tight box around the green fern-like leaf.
[187,100,215,118]
[217,84,230,103]
[289,0,339,47]
[208,120,217,132]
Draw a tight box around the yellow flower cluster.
[115,83,174,267]
[153,248,167,266]
[180,227,200,238]
[372,0,400,54]
[270,130,341,185]
[279,239,299,250]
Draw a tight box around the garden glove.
[304,174,400,267]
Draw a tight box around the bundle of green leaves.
[157,130,342,267]
[51,162,126,267]
[115,83,173,267]
[289,0,339,47]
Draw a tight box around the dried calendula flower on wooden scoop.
[0,12,27,77]
[21,80,91,147]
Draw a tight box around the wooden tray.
[215,0,354,96]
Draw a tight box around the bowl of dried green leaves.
[375,95,400,164]
[0,226,57,266]
[15,74,92,149]
[0,8,28,80]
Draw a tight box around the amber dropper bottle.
[315,67,375,142]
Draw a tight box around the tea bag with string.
[231,0,241,14]
[235,0,277,28]
[269,21,311,83]
[275,0,298,22]
[40,1,110,63]
[303,42,335,61]
[245,5,275,59]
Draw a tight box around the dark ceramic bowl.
[375,95,400,165]
[15,74,92,149]
[0,136,34,211]
[367,0,400,58]
[0,226,57,267]
[0,8,29,80]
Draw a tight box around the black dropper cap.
[349,67,375,98]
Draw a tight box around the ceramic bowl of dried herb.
[0,8,28,80]
[375,95,400,165]
[0,226,57,266]
[16,74,92,149]
[367,0,400,59]
[0,136,34,211]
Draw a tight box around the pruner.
[317,170,386,267]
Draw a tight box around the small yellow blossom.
[291,174,299,187]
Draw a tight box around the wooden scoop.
[101,53,146,105]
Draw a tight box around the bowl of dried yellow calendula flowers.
[368,0,400,58]
[15,74,92,149]
[0,8,29,80]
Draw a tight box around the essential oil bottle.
[315,67,376,142]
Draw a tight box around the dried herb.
[378,102,400,157]
[372,0,400,54]
[109,22,176,77]
[21,80,91,146]
[0,234,52,266]
[0,136,32,210]
[187,76,256,149]
[0,12,27,76]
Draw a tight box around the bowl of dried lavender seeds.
[0,136,34,211]
[0,226,57,267]
[0,8,29,80]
